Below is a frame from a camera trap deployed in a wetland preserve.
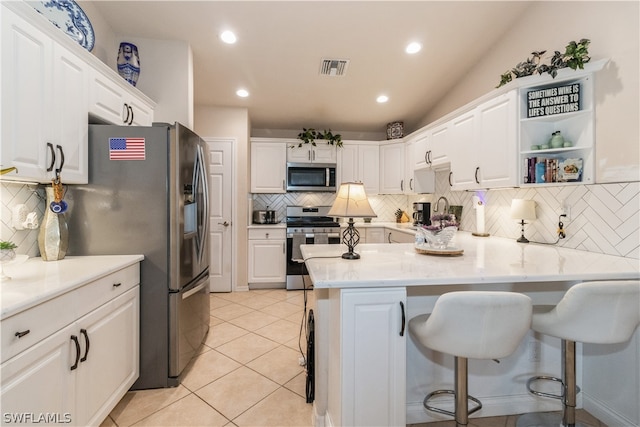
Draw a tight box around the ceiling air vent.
[319,59,349,77]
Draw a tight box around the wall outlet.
[528,339,541,362]
[559,200,572,221]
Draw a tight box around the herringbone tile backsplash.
[3,173,639,259]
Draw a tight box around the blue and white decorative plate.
[28,0,95,51]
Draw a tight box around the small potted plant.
[0,240,17,262]
[296,128,343,147]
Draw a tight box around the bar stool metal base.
[422,356,483,426]
[516,411,588,427]
[423,389,482,419]
[518,340,582,427]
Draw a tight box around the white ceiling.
[90,1,532,134]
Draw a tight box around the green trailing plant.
[296,128,343,147]
[0,241,17,250]
[496,39,591,88]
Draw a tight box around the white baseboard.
[313,403,329,427]
[406,393,563,425]
[583,393,639,427]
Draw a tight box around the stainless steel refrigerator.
[67,122,210,389]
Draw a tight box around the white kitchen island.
[300,232,640,427]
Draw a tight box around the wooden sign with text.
[527,83,581,118]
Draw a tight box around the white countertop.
[300,232,639,288]
[1,255,144,319]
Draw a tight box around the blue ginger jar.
[117,42,140,86]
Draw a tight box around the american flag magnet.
[109,137,145,160]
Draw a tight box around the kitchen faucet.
[434,196,450,215]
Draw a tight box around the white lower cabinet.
[248,228,286,284]
[364,227,385,243]
[328,288,406,427]
[75,288,139,426]
[386,229,415,243]
[0,265,140,427]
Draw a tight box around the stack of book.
[524,157,583,184]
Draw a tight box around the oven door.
[286,232,340,290]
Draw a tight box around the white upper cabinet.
[448,91,517,190]
[88,68,154,126]
[477,91,517,188]
[379,143,405,194]
[287,144,337,164]
[1,5,88,184]
[339,142,379,195]
[1,2,157,184]
[250,140,287,193]
[428,123,451,169]
[53,43,89,183]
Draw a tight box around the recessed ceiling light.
[405,42,422,54]
[377,95,389,103]
[220,30,237,44]
[236,89,249,98]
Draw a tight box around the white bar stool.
[409,291,532,426]
[519,280,640,427]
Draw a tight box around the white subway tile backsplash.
[3,174,638,260]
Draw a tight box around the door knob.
[218,221,230,227]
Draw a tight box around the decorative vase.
[549,131,564,149]
[38,187,68,261]
[117,42,140,87]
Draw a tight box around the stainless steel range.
[286,206,341,290]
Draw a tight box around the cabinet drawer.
[248,228,286,240]
[1,290,77,364]
[0,263,140,364]
[74,263,140,319]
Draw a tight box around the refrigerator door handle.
[182,280,208,300]
[193,144,209,264]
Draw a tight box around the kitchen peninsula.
[301,233,639,427]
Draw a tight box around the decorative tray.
[28,0,95,51]
[415,246,464,256]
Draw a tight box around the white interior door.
[205,138,234,292]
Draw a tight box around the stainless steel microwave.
[286,162,336,192]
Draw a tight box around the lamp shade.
[328,182,377,218]
[510,199,536,221]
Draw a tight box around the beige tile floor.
[101,289,315,427]
[101,289,607,427]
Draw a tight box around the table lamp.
[510,199,536,243]
[328,182,377,259]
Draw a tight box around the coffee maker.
[412,202,431,226]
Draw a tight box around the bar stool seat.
[520,280,640,427]
[409,291,532,426]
